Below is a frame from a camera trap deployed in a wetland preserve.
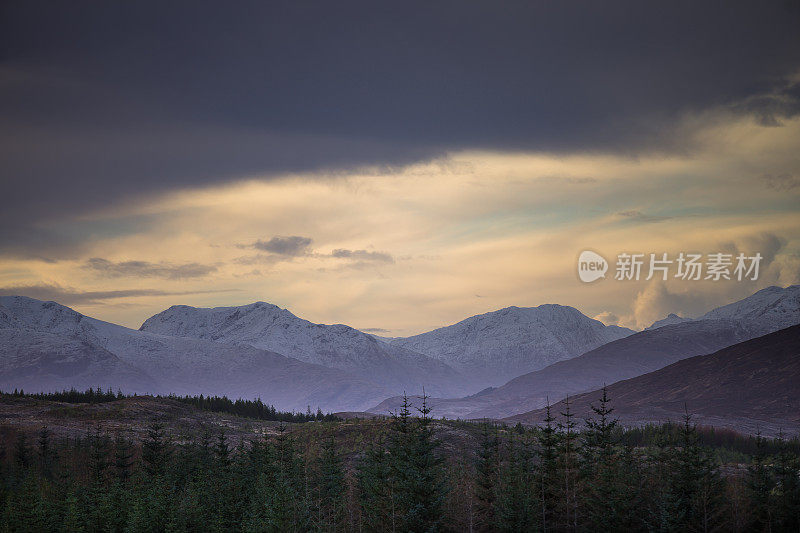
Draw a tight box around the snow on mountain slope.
[645,313,691,330]
[0,328,155,393]
[645,285,799,332]
[139,302,463,397]
[389,304,634,388]
[0,296,389,412]
[370,285,800,419]
[699,285,799,331]
[370,318,760,419]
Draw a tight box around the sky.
[1,1,799,333]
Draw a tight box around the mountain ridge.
[504,324,800,437]
[139,300,464,397]
[387,303,634,388]
[0,296,389,412]
[369,285,800,419]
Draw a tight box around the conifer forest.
[1,389,798,532]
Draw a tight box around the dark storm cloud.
[730,81,800,127]
[0,283,235,306]
[85,258,218,279]
[252,236,313,256]
[2,1,800,255]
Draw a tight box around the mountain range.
[505,324,800,437]
[387,304,633,387]
[368,285,800,419]
[139,302,463,397]
[1,285,798,426]
[0,296,388,412]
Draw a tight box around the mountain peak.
[390,302,634,387]
[646,313,691,331]
[139,301,462,396]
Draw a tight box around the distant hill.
[140,301,463,397]
[0,296,388,412]
[388,304,634,390]
[505,324,800,437]
[370,286,800,419]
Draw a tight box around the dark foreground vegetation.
[1,388,339,423]
[1,389,799,532]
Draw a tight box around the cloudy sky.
[1,1,799,332]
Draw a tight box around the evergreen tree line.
[0,389,798,532]
[0,389,339,423]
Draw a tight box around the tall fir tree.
[745,431,775,531]
[771,430,800,531]
[313,437,347,532]
[538,402,560,532]
[580,386,642,531]
[402,393,447,532]
[113,433,134,482]
[37,426,55,480]
[668,410,725,533]
[557,396,579,532]
[494,432,538,532]
[474,421,501,532]
[358,393,447,532]
[245,424,310,532]
[141,422,169,478]
[357,433,395,532]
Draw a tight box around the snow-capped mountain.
[370,285,800,419]
[0,296,389,412]
[645,285,799,332]
[0,328,156,394]
[139,302,463,397]
[388,304,635,388]
[699,285,799,331]
[645,313,692,330]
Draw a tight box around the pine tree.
[357,434,395,532]
[669,410,725,533]
[12,432,30,482]
[63,491,88,532]
[358,393,447,532]
[770,430,800,531]
[87,425,109,484]
[645,429,684,532]
[37,426,55,480]
[538,402,559,532]
[580,386,641,530]
[141,422,169,477]
[2,473,42,531]
[556,396,579,532]
[474,421,500,531]
[583,386,617,459]
[495,432,537,532]
[313,437,346,532]
[245,424,309,532]
[215,429,231,470]
[113,433,134,482]
[86,425,112,532]
[402,393,447,532]
[745,431,775,530]
[125,474,174,533]
[212,429,238,531]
